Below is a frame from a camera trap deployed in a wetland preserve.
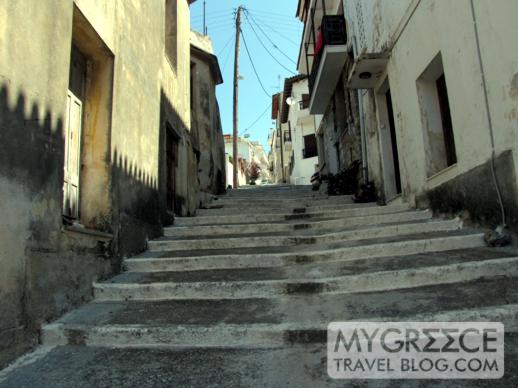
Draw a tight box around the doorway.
[63,45,86,221]
[377,80,402,201]
[166,126,179,214]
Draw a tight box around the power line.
[240,28,271,97]
[245,11,297,66]
[241,103,273,135]
[244,8,302,21]
[221,39,233,72]
[203,18,235,28]
[247,12,302,27]
[191,9,234,19]
[216,34,234,56]
[242,12,296,74]
[250,16,303,33]
[209,25,235,33]
[248,18,301,47]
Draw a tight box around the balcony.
[347,52,389,89]
[305,13,348,114]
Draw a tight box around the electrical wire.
[242,14,296,74]
[220,39,234,73]
[244,8,303,21]
[241,103,273,135]
[245,11,297,65]
[470,0,506,227]
[216,34,234,56]
[245,13,303,28]
[191,10,234,20]
[246,18,301,47]
[240,28,272,97]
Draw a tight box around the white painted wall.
[287,79,319,184]
[343,0,518,202]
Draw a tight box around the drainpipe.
[469,0,506,228]
[352,35,369,185]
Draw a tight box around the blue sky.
[190,0,303,151]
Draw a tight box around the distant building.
[190,30,226,200]
[224,135,270,187]
[280,76,319,185]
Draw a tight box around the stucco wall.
[345,0,518,225]
[288,80,319,184]
[190,33,226,196]
[0,0,195,367]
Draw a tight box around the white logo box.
[327,322,504,379]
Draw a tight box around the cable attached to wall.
[469,0,507,230]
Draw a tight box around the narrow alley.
[2,185,518,386]
[2,0,518,386]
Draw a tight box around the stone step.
[127,232,486,272]
[198,202,374,216]
[165,210,433,237]
[95,254,518,301]
[5,332,518,387]
[213,195,354,204]
[118,247,518,282]
[175,204,410,226]
[223,192,323,199]
[149,219,461,252]
[42,278,518,349]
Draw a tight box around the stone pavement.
[1,185,518,387]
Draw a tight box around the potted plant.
[247,162,261,185]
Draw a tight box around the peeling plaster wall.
[160,0,198,217]
[190,35,226,197]
[0,0,196,367]
[345,0,518,226]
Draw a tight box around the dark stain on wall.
[0,82,167,367]
[418,150,518,232]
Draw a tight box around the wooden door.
[63,91,83,219]
[166,128,179,213]
[63,45,86,220]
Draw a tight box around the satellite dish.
[286,97,296,106]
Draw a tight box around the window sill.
[62,225,113,241]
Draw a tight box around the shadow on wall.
[422,150,518,233]
[0,81,67,367]
[0,82,65,202]
[111,149,161,259]
[0,81,163,368]
[158,88,198,220]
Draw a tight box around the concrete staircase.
[2,185,518,387]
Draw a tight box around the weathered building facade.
[0,0,227,367]
[296,0,518,230]
[279,76,320,185]
[190,30,226,200]
[269,93,289,183]
[342,0,518,229]
[297,0,363,179]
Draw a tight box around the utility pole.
[232,6,242,189]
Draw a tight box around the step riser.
[198,203,374,215]
[175,205,410,226]
[165,211,433,237]
[212,195,354,204]
[41,305,518,348]
[149,220,461,252]
[212,197,354,205]
[95,257,518,301]
[222,195,327,200]
[127,234,486,272]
